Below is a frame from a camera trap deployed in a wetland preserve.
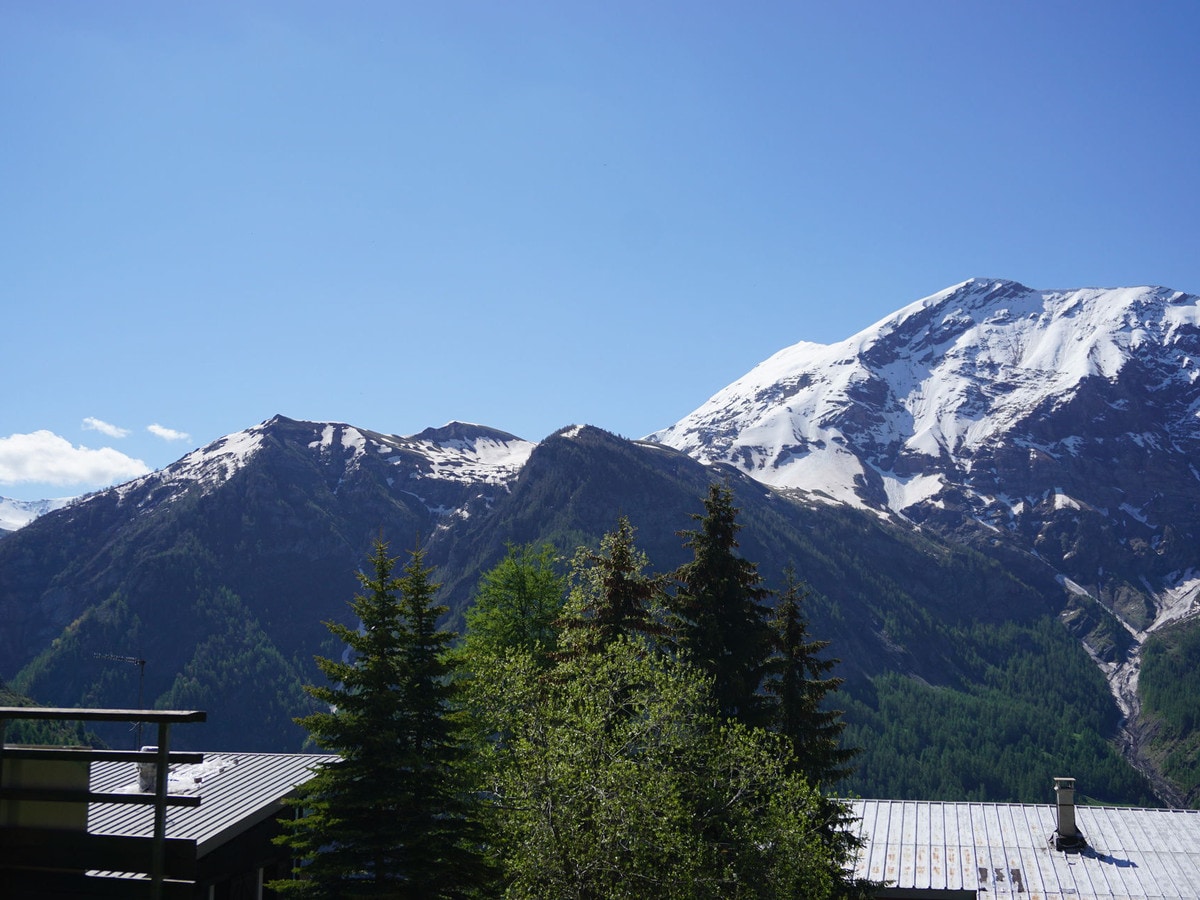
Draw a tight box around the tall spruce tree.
[764,567,871,900]
[273,540,484,899]
[764,567,858,787]
[669,483,774,724]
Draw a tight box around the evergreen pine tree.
[272,539,485,899]
[764,567,871,900]
[764,567,859,787]
[558,516,667,655]
[669,483,774,724]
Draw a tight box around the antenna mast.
[94,653,147,747]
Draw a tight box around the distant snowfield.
[0,495,73,531]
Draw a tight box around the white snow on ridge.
[1053,491,1083,512]
[114,426,266,506]
[406,434,535,485]
[300,421,536,487]
[172,429,265,486]
[310,425,338,451]
[309,425,370,457]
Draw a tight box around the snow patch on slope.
[165,430,264,488]
[1146,571,1200,637]
[403,430,534,485]
[880,471,945,513]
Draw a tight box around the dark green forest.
[1140,618,1200,805]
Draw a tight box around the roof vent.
[1052,776,1087,851]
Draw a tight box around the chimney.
[137,745,158,793]
[1052,777,1086,851]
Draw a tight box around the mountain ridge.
[3,278,1199,804]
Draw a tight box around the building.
[88,750,336,899]
[850,778,1200,899]
[0,706,333,899]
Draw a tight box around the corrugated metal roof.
[88,752,335,856]
[850,798,1200,899]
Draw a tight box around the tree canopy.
[470,637,840,899]
[456,541,566,667]
[279,495,868,898]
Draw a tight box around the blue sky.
[3,1,1198,501]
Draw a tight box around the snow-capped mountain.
[0,415,539,752]
[0,496,73,533]
[649,278,1200,520]
[7,281,1200,803]
[648,278,1200,605]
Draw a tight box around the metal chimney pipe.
[1054,777,1076,837]
[1053,777,1086,851]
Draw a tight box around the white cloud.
[0,431,149,487]
[148,424,191,442]
[82,417,131,438]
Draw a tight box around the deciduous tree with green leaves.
[456,542,566,668]
[474,636,842,899]
[272,539,486,899]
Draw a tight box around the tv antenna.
[94,653,147,747]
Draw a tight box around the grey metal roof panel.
[88,752,335,856]
[850,798,1200,899]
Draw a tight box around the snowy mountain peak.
[649,280,1200,514]
[113,419,272,506]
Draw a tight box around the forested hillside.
[1139,619,1200,806]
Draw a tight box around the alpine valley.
[4,278,1199,808]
